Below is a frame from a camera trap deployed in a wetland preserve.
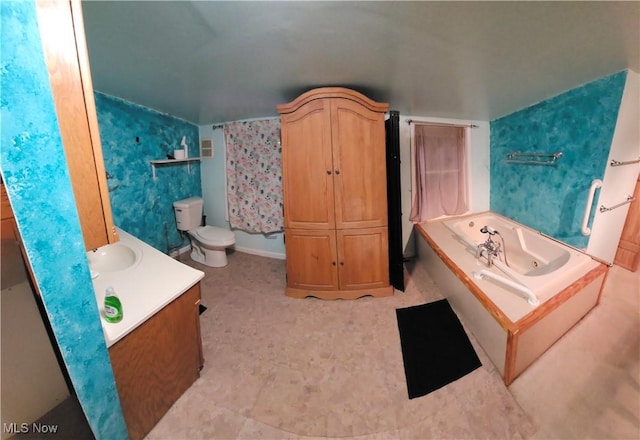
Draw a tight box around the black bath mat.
[396,299,481,399]
[199,304,207,315]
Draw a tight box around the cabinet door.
[331,99,388,229]
[37,0,117,250]
[109,284,202,440]
[336,227,389,290]
[281,99,335,229]
[285,229,339,290]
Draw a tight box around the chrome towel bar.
[610,157,640,167]
[600,195,635,213]
[505,151,563,165]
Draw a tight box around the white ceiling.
[81,1,640,125]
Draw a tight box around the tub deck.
[415,212,608,385]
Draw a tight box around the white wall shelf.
[150,157,200,179]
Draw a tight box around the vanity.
[89,229,204,440]
[32,1,205,438]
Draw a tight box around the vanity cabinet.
[278,88,392,299]
[108,283,203,440]
[36,0,117,250]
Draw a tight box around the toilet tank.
[173,197,203,231]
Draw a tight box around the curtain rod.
[406,119,479,128]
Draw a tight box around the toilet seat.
[193,226,235,246]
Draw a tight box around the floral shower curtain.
[224,119,283,233]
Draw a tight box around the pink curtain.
[409,125,468,222]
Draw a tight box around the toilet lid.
[195,226,235,244]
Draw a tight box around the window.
[409,124,468,221]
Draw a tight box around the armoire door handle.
[335,169,340,175]
[326,170,332,175]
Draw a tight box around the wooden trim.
[415,220,608,386]
[69,0,118,244]
[414,222,517,332]
[415,221,609,333]
[286,285,393,300]
[506,269,607,384]
[595,267,610,305]
[614,175,640,271]
[36,0,117,249]
[194,297,205,370]
[503,330,519,386]
[1,183,14,220]
[277,87,389,114]
[513,263,608,332]
[509,272,605,384]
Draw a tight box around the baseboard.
[169,244,191,258]
[170,244,286,261]
[233,245,286,260]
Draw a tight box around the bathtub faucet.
[476,237,501,267]
[477,226,511,268]
[480,225,497,235]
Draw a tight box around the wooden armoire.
[277,88,393,300]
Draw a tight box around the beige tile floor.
[147,250,639,439]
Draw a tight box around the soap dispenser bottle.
[104,286,123,323]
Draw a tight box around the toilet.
[173,197,235,267]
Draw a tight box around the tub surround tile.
[94,92,201,253]
[490,71,627,249]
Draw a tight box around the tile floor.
[146,250,639,439]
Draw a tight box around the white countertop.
[91,228,204,347]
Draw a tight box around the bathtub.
[444,213,595,306]
[415,211,608,385]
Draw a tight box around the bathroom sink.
[87,241,142,274]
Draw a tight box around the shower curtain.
[224,119,283,233]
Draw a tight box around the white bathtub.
[443,213,594,306]
[415,212,608,384]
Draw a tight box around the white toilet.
[173,197,235,267]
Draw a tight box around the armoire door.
[336,227,389,290]
[285,229,339,291]
[331,98,388,230]
[280,99,335,230]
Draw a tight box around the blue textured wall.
[490,71,627,248]
[0,2,128,439]
[94,92,201,252]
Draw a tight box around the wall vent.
[200,139,213,158]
